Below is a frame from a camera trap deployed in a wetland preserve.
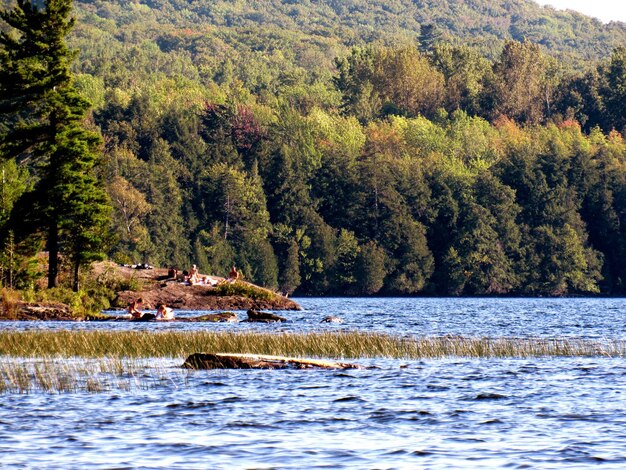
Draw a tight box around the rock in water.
[189,312,238,322]
[245,309,286,322]
[321,316,343,323]
[182,353,362,370]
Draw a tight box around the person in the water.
[155,303,175,321]
[128,298,145,319]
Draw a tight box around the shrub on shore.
[0,262,149,318]
[206,280,278,302]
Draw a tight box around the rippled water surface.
[2,297,626,339]
[2,298,626,468]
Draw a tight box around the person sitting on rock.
[228,265,239,282]
[189,264,200,284]
[155,303,175,321]
[128,297,145,319]
[168,267,179,280]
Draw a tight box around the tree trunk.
[47,221,59,289]
[72,261,80,292]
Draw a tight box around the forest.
[1,0,626,296]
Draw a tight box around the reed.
[0,330,623,360]
[0,357,187,394]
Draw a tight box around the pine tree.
[0,0,110,288]
[51,124,110,291]
[0,0,74,160]
[279,239,301,296]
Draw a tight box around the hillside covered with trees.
[1,0,626,296]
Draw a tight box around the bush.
[207,280,277,301]
[0,288,21,319]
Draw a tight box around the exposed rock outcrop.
[185,312,238,322]
[8,302,76,321]
[0,263,300,321]
[110,265,301,311]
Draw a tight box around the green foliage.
[355,241,387,295]
[486,40,550,124]
[3,0,626,298]
[0,0,111,291]
[207,280,278,301]
[279,239,301,295]
[335,45,445,121]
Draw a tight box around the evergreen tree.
[0,0,111,288]
[279,239,301,296]
[56,126,110,291]
[418,24,441,54]
[605,47,626,133]
[0,0,73,160]
[355,241,387,295]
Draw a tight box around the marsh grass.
[0,357,188,394]
[0,331,624,360]
[0,331,624,394]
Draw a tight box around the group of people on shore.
[168,264,240,286]
[127,264,241,321]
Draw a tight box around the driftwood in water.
[182,353,362,370]
[244,309,286,323]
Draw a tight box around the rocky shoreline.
[3,304,292,323]
[0,264,300,321]
[110,265,300,311]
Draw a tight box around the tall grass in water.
[0,331,624,394]
[0,331,624,359]
[0,357,188,394]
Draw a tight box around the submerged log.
[182,353,362,370]
[244,309,286,323]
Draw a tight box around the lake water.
[1,297,626,468]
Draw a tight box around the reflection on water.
[1,298,626,468]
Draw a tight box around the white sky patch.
[534,0,626,23]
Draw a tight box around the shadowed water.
[1,298,626,468]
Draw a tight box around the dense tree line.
[1,0,626,296]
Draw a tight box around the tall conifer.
[0,0,110,289]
